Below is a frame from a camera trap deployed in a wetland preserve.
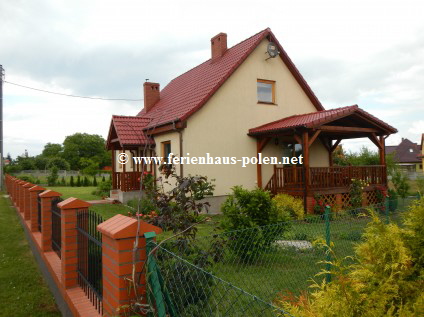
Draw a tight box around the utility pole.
[0,65,4,190]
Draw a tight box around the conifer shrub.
[76,175,81,187]
[276,197,424,316]
[70,175,74,187]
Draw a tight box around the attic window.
[257,79,275,104]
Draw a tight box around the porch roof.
[248,105,397,136]
[106,115,154,149]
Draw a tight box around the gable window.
[257,79,275,104]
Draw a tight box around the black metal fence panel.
[77,209,104,315]
[51,197,63,259]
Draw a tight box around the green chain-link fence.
[144,197,417,317]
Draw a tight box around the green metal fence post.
[385,197,390,224]
[324,205,332,283]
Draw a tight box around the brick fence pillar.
[97,215,162,317]
[29,185,46,232]
[39,190,62,252]
[23,183,34,220]
[58,198,91,289]
[16,180,24,210]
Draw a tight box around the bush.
[92,180,112,197]
[47,167,59,186]
[60,176,66,186]
[17,175,36,183]
[93,177,98,187]
[221,186,290,261]
[83,176,90,186]
[70,176,75,187]
[276,198,424,316]
[76,175,81,187]
[273,193,305,220]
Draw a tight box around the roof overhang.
[248,105,397,140]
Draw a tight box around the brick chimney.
[143,82,160,112]
[211,32,227,60]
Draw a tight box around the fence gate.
[37,195,42,232]
[77,209,104,314]
[51,197,63,258]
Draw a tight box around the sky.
[1,0,423,159]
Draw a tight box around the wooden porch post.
[256,137,271,189]
[379,135,387,185]
[302,130,310,212]
[257,140,263,189]
[111,147,116,189]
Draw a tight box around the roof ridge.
[140,28,272,118]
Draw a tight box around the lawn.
[0,193,61,317]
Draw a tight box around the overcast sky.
[1,0,423,158]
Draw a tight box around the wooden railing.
[265,165,386,193]
[113,172,142,192]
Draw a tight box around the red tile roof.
[249,105,397,135]
[108,116,154,147]
[138,28,324,129]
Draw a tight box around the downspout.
[172,120,184,177]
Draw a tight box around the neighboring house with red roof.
[107,28,397,213]
[386,138,423,173]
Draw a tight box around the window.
[162,141,171,159]
[257,79,275,104]
[160,141,172,171]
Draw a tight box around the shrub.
[47,166,59,186]
[92,180,112,197]
[83,176,90,186]
[17,175,36,183]
[276,198,424,316]
[70,176,75,187]
[221,186,290,261]
[392,170,410,199]
[102,176,105,182]
[350,178,368,208]
[93,177,98,187]
[273,193,305,220]
[76,175,81,187]
[60,176,66,186]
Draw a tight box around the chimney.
[143,82,160,112]
[211,32,227,60]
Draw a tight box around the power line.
[4,80,144,101]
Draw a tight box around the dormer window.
[257,79,275,104]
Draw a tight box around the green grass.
[48,186,99,201]
[0,193,61,317]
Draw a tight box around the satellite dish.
[266,42,279,59]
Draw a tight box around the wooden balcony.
[112,172,142,192]
[265,165,387,195]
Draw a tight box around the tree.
[333,146,380,166]
[70,176,75,187]
[80,158,99,176]
[34,155,49,170]
[15,155,36,170]
[63,133,110,170]
[47,157,70,170]
[42,143,63,158]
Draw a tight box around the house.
[386,137,423,174]
[106,28,397,213]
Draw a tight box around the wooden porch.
[265,165,386,195]
[112,171,142,192]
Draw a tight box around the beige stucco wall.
[173,38,329,196]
